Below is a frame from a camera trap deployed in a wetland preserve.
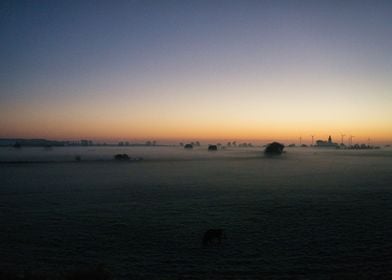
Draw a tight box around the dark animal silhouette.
[184,144,193,149]
[208,145,218,151]
[202,229,225,245]
[264,142,284,155]
[114,154,130,161]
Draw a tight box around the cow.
[202,229,225,245]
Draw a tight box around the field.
[1,146,392,279]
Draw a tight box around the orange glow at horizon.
[1,63,391,144]
[2,111,391,144]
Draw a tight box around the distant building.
[315,136,338,148]
[0,138,65,147]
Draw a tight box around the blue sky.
[1,0,391,142]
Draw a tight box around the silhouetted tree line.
[118,140,157,146]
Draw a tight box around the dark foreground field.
[1,147,392,279]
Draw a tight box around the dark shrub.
[208,145,218,151]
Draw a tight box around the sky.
[1,0,391,144]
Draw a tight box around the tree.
[264,142,284,155]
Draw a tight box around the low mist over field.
[1,146,392,279]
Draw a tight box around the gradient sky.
[1,0,391,143]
